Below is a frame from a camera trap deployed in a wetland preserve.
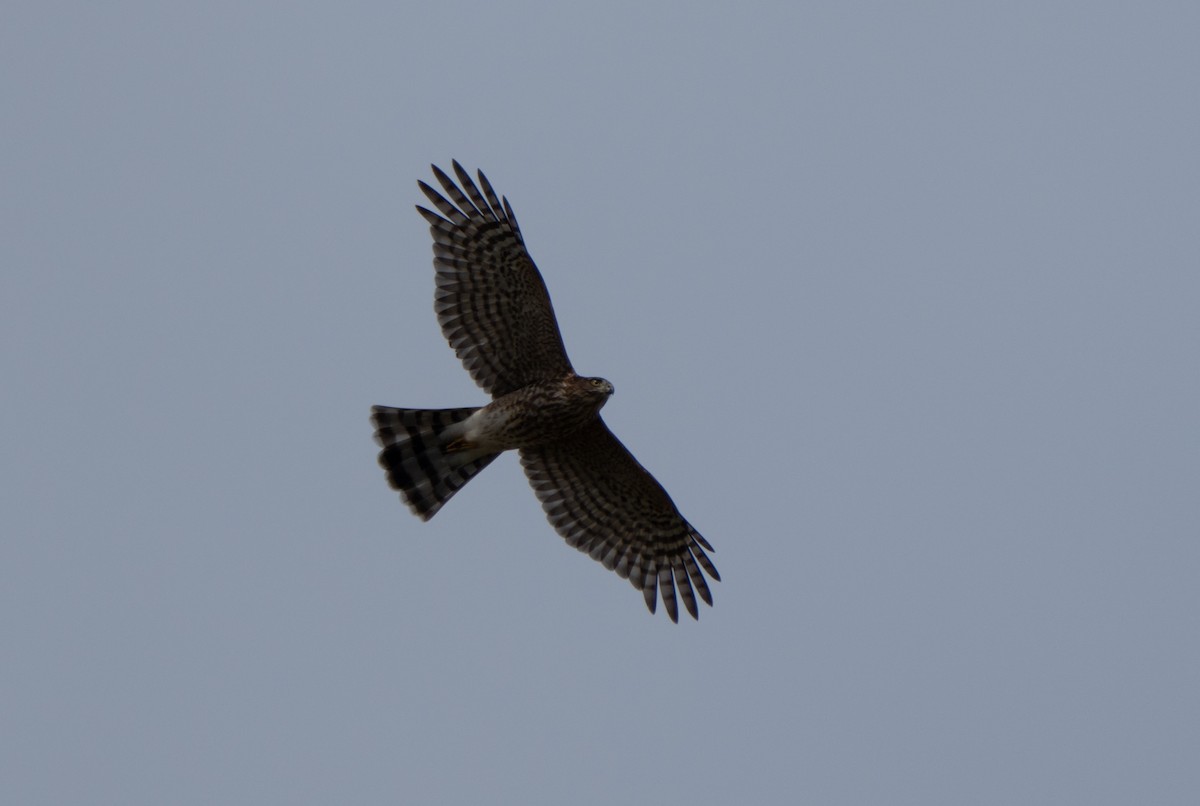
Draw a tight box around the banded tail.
[371,406,499,520]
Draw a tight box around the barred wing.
[417,162,574,398]
[519,419,719,622]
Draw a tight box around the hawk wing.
[519,419,720,622]
[417,162,574,398]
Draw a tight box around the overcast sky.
[3,3,1198,804]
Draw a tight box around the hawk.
[371,162,719,621]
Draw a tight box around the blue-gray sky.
[3,3,1198,804]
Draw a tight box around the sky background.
[3,3,1198,804]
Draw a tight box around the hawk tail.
[371,406,499,520]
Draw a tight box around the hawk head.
[566,374,615,413]
[584,376,614,397]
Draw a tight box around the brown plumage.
[372,162,719,622]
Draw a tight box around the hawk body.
[373,162,719,621]
[456,375,615,452]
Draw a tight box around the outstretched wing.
[519,419,720,622]
[417,162,574,398]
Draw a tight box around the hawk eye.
[591,378,601,386]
